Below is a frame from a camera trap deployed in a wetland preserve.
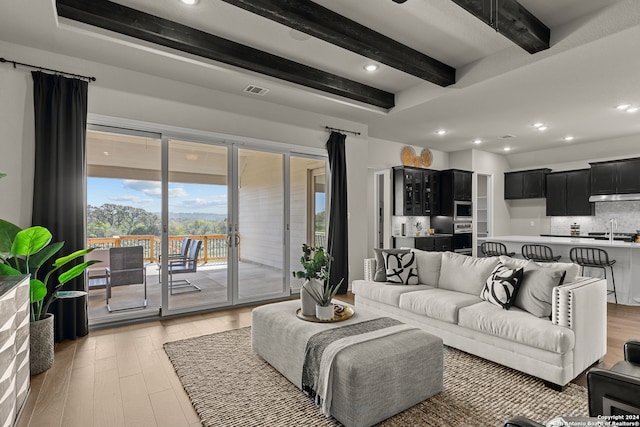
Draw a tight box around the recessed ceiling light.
[180,0,198,4]
[532,122,544,128]
[503,147,511,152]
[627,107,639,113]
[472,139,482,144]
[103,151,109,156]
[537,126,548,131]
[363,64,379,72]
[563,136,575,141]
[435,129,447,135]
[616,104,631,110]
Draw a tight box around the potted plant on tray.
[0,219,97,374]
[292,244,344,319]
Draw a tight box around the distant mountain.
[168,212,227,221]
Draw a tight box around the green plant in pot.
[292,244,343,319]
[0,219,97,374]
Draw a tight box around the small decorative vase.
[316,303,334,320]
[300,278,322,316]
[30,313,54,375]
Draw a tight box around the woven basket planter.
[30,313,54,375]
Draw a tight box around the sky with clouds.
[88,177,228,214]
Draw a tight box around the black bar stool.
[481,241,515,257]
[521,244,561,263]
[569,247,617,304]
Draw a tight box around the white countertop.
[491,235,640,249]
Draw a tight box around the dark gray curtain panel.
[31,71,89,341]
[326,131,349,294]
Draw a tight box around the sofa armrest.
[552,277,607,377]
[364,258,376,281]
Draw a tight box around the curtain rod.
[325,126,361,136]
[0,57,96,82]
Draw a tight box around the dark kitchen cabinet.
[590,157,640,195]
[415,236,452,252]
[393,167,436,216]
[546,169,594,216]
[504,169,551,199]
[435,169,473,216]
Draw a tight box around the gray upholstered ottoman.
[252,300,443,427]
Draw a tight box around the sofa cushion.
[399,289,482,324]
[384,251,419,285]
[499,256,580,284]
[438,252,499,296]
[515,266,566,318]
[352,280,434,307]
[411,249,442,286]
[458,301,575,354]
[480,263,524,310]
[373,248,410,282]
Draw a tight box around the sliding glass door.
[87,121,326,323]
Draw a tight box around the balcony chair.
[521,244,561,263]
[569,247,617,304]
[481,241,515,257]
[106,246,147,312]
[168,239,202,295]
[158,237,192,281]
[503,340,640,426]
[86,248,110,289]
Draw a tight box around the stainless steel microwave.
[453,201,472,221]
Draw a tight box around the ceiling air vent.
[243,85,270,96]
[499,134,516,139]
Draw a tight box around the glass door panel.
[166,140,230,311]
[289,157,327,293]
[86,128,162,324]
[236,149,286,301]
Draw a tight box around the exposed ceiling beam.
[220,0,456,87]
[56,0,395,109]
[450,0,550,54]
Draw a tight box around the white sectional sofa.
[352,250,608,387]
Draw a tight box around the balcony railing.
[87,235,228,263]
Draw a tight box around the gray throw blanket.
[301,317,402,405]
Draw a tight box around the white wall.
[0,68,34,227]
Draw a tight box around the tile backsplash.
[550,201,640,234]
[391,216,430,237]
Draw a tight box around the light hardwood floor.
[17,295,640,427]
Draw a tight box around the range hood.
[589,193,640,202]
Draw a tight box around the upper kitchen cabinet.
[546,169,594,216]
[590,157,640,195]
[436,169,473,216]
[393,166,436,216]
[504,169,551,199]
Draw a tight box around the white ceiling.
[0,0,639,155]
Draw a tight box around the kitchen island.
[489,235,640,305]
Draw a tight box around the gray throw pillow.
[439,252,499,296]
[514,266,566,318]
[373,248,410,282]
[411,249,442,286]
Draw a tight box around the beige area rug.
[163,327,587,427]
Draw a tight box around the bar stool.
[521,244,561,263]
[481,242,515,257]
[569,247,617,304]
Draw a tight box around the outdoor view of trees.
[87,203,228,238]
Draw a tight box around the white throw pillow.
[410,249,442,286]
[383,251,418,285]
[480,263,524,309]
[439,252,499,296]
[373,248,410,281]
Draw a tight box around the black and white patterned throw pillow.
[480,262,524,309]
[383,251,418,285]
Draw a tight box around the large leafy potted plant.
[0,219,96,374]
